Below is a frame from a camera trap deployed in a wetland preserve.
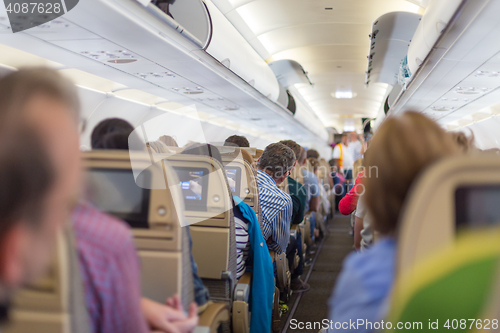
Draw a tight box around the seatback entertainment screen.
[85,169,151,228]
[224,167,241,195]
[172,166,209,211]
[455,185,500,228]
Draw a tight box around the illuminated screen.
[85,169,151,228]
[172,166,209,211]
[225,167,241,194]
[455,185,500,228]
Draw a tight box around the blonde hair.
[364,112,460,235]
[158,135,178,147]
[450,131,475,153]
[146,140,168,154]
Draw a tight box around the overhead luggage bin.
[0,0,325,144]
[365,11,421,86]
[389,0,500,126]
[407,0,462,75]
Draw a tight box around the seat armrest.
[198,302,229,333]
[234,283,250,303]
[237,271,252,285]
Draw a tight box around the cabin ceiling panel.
[215,0,421,129]
[255,23,368,56]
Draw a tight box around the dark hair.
[306,149,320,159]
[181,143,223,166]
[224,135,250,148]
[257,143,295,179]
[0,68,79,238]
[279,140,301,161]
[91,118,142,150]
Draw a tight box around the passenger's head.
[279,140,301,168]
[257,143,295,184]
[306,149,320,159]
[364,112,460,236]
[91,118,142,151]
[308,158,320,174]
[341,134,349,145]
[349,132,359,142]
[224,135,250,148]
[147,140,168,154]
[182,143,223,166]
[0,68,81,294]
[451,131,475,153]
[158,135,178,147]
[298,147,307,166]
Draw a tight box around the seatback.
[242,147,257,160]
[219,147,263,228]
[240,148,257,172]
[5,227,89,333]
[317,158,330,186]
[388,227,500,329]
[165,154,237,305]
[240,149,264,228]
[255,149,263,160]
[82,150,194,310]
[397,153,500,279]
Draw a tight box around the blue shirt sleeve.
[327,264,380,333]
[327,240,396,333]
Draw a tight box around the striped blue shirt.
[256,169,292,254]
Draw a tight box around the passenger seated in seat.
[256,143,295,254]
[300,152,321,242]
[451,131,476,153]
[159,135,179,147]
[224,135,250,148]
[306,149,320,159]
[0,68,82,320]
[279,140,309,292]
[147,140,169,154]
[326,112,460,333]
[302,154,320,214]
[91,118,143,151]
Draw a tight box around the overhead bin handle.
[144,3,205,49]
